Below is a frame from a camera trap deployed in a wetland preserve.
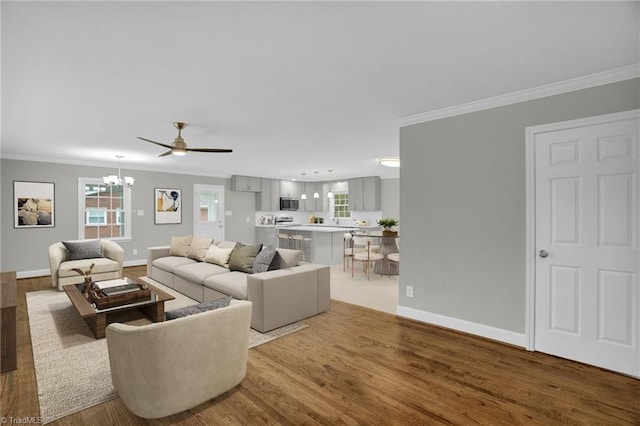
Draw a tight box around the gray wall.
[1,159,397,275]
[399,78,640,333]
[1,159,257,275]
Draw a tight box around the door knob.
[538,249,549,258]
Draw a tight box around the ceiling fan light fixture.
[138,122,233,157]
[378,157,400,168]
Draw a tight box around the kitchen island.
[278,225,357,265]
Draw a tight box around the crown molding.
[394,64,640,128]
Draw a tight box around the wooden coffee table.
[63,278,175,339]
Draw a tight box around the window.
[333,193,350,218]
[199,193,219,222]
[86,208,107,225]
[78,178,131,240]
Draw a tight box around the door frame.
[524,108,640,351]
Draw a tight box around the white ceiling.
[2,1,638,182]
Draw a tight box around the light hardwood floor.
[1,266,639,425]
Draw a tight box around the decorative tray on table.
[89,280,151,309]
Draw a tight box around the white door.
[530,111,639,377]
[194,184,225,242]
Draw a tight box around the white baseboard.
[396,305,526,348]
[15,259,147,279]
[17,269,51,279]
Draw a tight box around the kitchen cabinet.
[255,226,277,248]
[348,178,363,210]
[348,176,381,211]
[303,182,324,212]
[280,180,303,198]
[231,175,262,192]
[256,178,281,211]
[362,176,381,211]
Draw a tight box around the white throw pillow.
[205,245,234,268]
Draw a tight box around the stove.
[275,215,294,226]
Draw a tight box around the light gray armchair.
[106,300,252,419]
[48,239,124,290]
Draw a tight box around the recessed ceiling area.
[2,2,638,181]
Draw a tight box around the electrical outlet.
[133,249,138,255]
[406,285,414,298]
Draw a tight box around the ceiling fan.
[138,122,233,157]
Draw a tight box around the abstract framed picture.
[155,188,182,224]
[14,181,55,228]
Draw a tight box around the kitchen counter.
[298,224,381,230]
[285,225,358,233]
[277,226,356,264]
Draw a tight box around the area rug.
[26,279,307,424]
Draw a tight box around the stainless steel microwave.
[280,197,299,211]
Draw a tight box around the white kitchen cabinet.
[256,178,281,211]
[348,176,380,211]
[231,175,262,192]
[280,180,303,198]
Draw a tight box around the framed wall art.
[155,188,182,224]
[14,181,55,228]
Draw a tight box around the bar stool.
[290,234,312,261]
[277,232,292,249]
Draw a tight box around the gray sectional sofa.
[147,236,330,332]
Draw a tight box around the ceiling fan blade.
[137,137,173,149]
[186,147,233,153]
[158,150,173,157]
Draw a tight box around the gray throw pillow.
[228,243,263,274]
[62,240,103,261]
[252,245,278,273]
[165,296,232,321]
[274,248,303,269]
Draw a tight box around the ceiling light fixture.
[327,170,334,198]
[103,155,135,187]
[300,173,307,199]
[378,157,400,168]
[313,171,320,198]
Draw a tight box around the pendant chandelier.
[103,155,135,187]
